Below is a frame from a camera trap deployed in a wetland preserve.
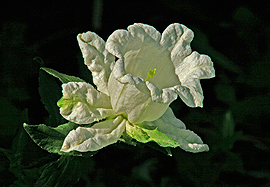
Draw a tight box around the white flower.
[59,23,215,153]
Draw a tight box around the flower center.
[144,68,156,82]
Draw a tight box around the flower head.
[58,23,215,153]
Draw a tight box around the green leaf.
[41,67,85,83]
[39,69,66,126]
[35,155,94,187]
[126,123,179,148]
[23,122,78,155]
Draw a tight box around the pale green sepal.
[126,122,179,148]
[41,67,85,83]
[119,127,174,156]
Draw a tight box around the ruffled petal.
[106,23,161,59]
[160,23,215,107]
[61,116,126,152]
[176,51,215,82]
[174,79,204,108]
[145,81,178,104]
[106,23,215,108]
[106,23,181,101]
[145,107,209,153]
[104,23,214,123]
[175,52,215,107]
[105,23,185,124]
[160,23,193,54]
[166,25,215,107]
[58,82,115,124]
[77,32,114,95]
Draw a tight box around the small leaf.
[41,67,85,83]
[222,110,235,138]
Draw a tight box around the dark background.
[1,0,270,186]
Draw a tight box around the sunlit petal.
[61,116,126,152]
[58,82,115,124]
